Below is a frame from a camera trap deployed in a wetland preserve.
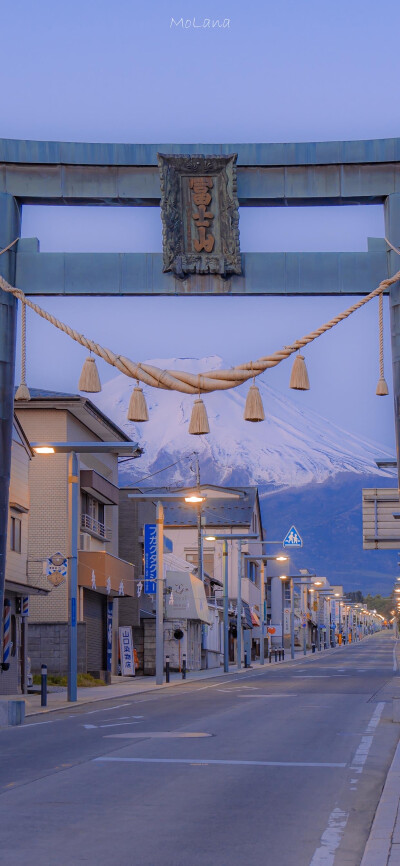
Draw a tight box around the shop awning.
[5,579,50,595]
[164,570,211,624]
[78,551,135,597]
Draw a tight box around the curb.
[360,736,400,866]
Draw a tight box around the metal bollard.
[182,653,187,679]
[244,651,249,668]
[312,643,316,653]
[269,650,272,663]
[41,664,47,707]
[324,641,327,650]
[165,655,170,683]
[278,649,282,661]
[282,648,285,661]
[274,648,278,662]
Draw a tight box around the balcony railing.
[81,513,111,540]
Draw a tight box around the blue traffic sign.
[283,525,303,548]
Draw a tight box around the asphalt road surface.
[1,632,398,866]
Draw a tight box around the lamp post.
[243,553,288,665]
[204,533,260,672]
[279,574,317,658]
[32,440,141,701]
[128,489,206,685]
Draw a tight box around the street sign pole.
[237,540,242,670]
[260,561,265,665]
[155,501,164,685]
[290,578,295,660]
[223,540,229,673]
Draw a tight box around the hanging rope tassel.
[15,301,30,401]
[127,384,149,421]
[289,353,310,391]
[376,292,389,396]
[244,380,265,422]
[78,354,101,393]
[189,397,210,435]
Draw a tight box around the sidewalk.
[3,642,351,718]
[360,640,400,866]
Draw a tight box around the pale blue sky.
[3,0,400,448]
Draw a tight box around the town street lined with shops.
[1,632,399,866]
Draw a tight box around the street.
[0,632,398,866]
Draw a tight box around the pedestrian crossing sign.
[283,526,303,548]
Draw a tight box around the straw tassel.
[244,382,265,422]
[289,353,310,391]
[189,397,210,435]
[78,355,101,393]
[15,301,30,401]
[127,384,149,422]
[376,293,389,396]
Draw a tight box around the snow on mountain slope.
[93,356,394,491]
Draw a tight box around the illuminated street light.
[32,439,141,700]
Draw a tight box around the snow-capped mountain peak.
[93,356,394,491]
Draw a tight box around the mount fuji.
[93,356,398,594]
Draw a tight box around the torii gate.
[1,136,400,637]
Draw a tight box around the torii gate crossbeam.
[1,136,400,653]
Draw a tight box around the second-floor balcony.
[81,512,111,541]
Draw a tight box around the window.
[247,561,256,583]
[10,516,21,553]
[81,493,107,538]
[186,552,215,577]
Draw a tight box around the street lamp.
[279,574,315,659]
[32,440,141,701]
[202,533,260,672]
[128,489,207,685]
[243,553,289,666]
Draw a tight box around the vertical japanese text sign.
[144,523,157,594]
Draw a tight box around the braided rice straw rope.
[0,240,400,396]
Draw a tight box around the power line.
[118,451,197,484]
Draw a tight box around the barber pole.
[3,598,11,665]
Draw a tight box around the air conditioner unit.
[79,533,91,551]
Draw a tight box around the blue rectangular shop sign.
[107,600,113,672]
[144,523,157,594]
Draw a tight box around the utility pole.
[194,453,203,583]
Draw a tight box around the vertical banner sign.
[3,598,11,665]
[119,626,135,677]
[284,608,290,635]
[144,523,157,594]
[107,600,113,673]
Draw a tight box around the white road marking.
[83,718,144,730]
[365,702,385,734]
[350,703,384,774]
[309,807,349,865]
[94,756,346,767]
[236,694,297,698]
[393,643,398,672]
[104,731,213,739]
